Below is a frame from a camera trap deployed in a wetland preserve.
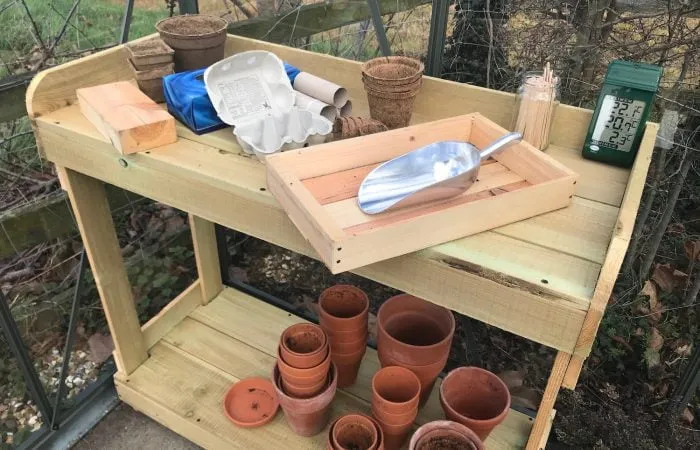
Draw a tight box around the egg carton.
[204,50,332,161]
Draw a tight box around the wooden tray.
[266,113,578,273]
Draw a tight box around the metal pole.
[666,341,700,417]
[177,0,199,14]
[425,0,451,77]
[50,250,88,429]
[367,0,391,57]
[0,289,54,422]
[119,0,135,44]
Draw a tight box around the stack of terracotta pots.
[319,285,369,388]
[361,56,424,129]
[439,367,511,441]
[371,366,421,450]
[327,413,384,450]
[377,294,456,405]
[409,420,485,450]
[273,323,337,436]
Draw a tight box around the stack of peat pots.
[318,285,369,388]
[371,366,421,450]
[361,56,424,129]
[327,414,384,450]
[126,38,174,102]
[273,323,337,436]
[332,117,388,140]
[377,294,456,406]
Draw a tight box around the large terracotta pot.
[439,367,511,440]
[319,285,369,332]
[409,420,485,450]
[377,294,455,366]
[273,363,337,437]
[332,414,379,450]
[280,323,329,369]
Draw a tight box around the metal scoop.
[357,132,522,214]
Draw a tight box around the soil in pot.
[332,414,378,450]
[409,421,484,450]
[156,15,227,71]
[415,434,476,450]
[280,323,328,369]
[319,285,369,331]
[439,367,510,440]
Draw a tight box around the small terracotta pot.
[277,347,331,384]
[372,419,413,450]
[377,295,455,366]
[409,420,485,450]
[378,344,448,405]
[371,366,420,415]
[328,415,385,450]
[331,346,366,389]
[371,405,416,426]
[282,373,328,399]
[280,323,328,369]
[323,325,367,341]
[273,363,338,437]
[439,367,511,441]
[319,285,369,332]
[330,333,368,354]
[332,414,379,450]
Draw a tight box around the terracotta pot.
[280,323,328,369]
[319,285,369,332]
[330,333,368,354]
[372,418,413,450]
[282,373,328,399]
[332,414,379,450]
[273,362,338,437]
[439,367,511,441]
[328,415,385,450]
[371,405,416,427]
[277,347,331,385]
[155,15,227,72]
[331,346,366,388]
[222,377,279,428]
[377,295,455,366]
[409,420,485,450]
[378,346,448,405]
[323,325,367,342]
[371,366,420,415]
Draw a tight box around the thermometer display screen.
[591,95,646,152]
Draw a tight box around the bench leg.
[526,351,571,450]
[189,214,223,305]
[58,166,147,375]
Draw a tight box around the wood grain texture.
[526,351,571,450]
[188,215,223,304]
[57,166,147,374]
[141,280,202,349]
[77,81,175,154]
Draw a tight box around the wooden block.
[77,80,176,154]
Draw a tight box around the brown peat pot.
[332,414,379,450]
[439,367,511,441]
[277,347,330,385]
[155,15,227,71]
[409,420,485,450]
[273,362,338,437]
[361,56,424,86]
[377,294,455,367]
[280,323,328,369]
[319,285,369,331]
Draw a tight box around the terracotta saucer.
[223,377,279,428]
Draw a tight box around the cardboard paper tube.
[294,72,348,107]
[338,100,352,117]
[294,90,338,121]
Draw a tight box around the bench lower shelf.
[115,286,550,449]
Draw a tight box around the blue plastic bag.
[163,69,226,135]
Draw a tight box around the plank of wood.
[57,166,147,375]
[525,351,570,450]
[179,288,534,448]
[141,280,202,349]
[76,81,176,154]
[188,215,223,304]
[36,109,590,353]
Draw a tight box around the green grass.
[0,0,169,77]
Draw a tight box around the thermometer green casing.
[582,60,662,168]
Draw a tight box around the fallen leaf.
[497,370,525,390]
[639,280,663,322]
[667,223,685,234]
[368,313,378,343]
[510,386,540,410]
[684,240,700,262]
[674,342,692,357]
[644,347,661,368]
[649,327,664,351]
[87,333,114,364]
[652,264,686,292]
[682,407,695,424]
[612,335,634,352]
[229,266,249,283]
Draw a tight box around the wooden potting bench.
[26,35,658,449]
